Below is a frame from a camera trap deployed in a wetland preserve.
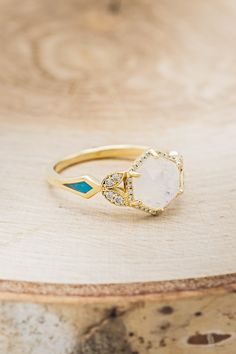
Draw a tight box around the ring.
[48,145,184,215]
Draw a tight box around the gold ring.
[48,145,184,215]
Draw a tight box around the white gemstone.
[133,156,180,209]
[105,191,114,200]
[105,178,114,187]
[114,195,124,205]
[112,173,121,181]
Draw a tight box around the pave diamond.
[103,173,123,188]
[132,155,180,209]
[105,178,114,187]
[114,195,124,205]
[105,191,114,200]
[112,173,121,182]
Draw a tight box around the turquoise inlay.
[65,181,93,193]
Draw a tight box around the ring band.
[48,145,184,215]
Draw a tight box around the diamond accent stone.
[103,173,122,188]
[114,195,124,206]
[112,173,121,182]
[105,178,114,187]
[105,191,114,200]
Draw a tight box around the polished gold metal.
[48,145,184,215]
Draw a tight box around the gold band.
[48,145,184,215]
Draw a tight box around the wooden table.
[0,0,235,353]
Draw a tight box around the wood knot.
[187,332,232,346]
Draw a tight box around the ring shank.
[54,145,148,173]
[48,145,148,188]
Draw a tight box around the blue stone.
[65,181,93,193]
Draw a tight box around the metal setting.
[48,145,184,215]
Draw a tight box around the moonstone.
[133,156,180,209]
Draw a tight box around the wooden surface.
[1,1,236,353]
[0,0,236,287]
[1,285,236,354]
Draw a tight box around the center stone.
[133,156,180,209]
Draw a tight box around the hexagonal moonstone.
[133,156,180,209]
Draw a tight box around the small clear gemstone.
[105,178,114,187]
[105,191,114,200]
[105,174,122,188]
[112,173,121,181]
[114,195,124,205]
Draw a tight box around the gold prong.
[49,145,184,215]
[130,200,142,207]
[169,151,179,157]
[149,149,158,157]
[128,171,141,178]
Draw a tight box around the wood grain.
[1,283,236,354]
[0,0,236,353]
[0,0,236,285]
